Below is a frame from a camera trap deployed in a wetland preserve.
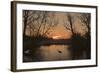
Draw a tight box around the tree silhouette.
[79,13,91,59]
[23,10,42,36]
[79,13,91,33]
[63,13,75,35]
[63,13,91,59]
[23,10,29,36]
[23,10,58,37]
[23,11,59,62]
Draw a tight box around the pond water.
[23,44,73,62]
[34,45,71,61]
[23,44,88,62]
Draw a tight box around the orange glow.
[52,34,71,39]
[52,36,62,39]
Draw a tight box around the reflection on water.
[23,44,73,62]
[23,44,88,62]
[35,45,71,61]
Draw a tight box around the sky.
[48,12,72,39]
[24,10,89,39]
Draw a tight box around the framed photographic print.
[11,1,98,72]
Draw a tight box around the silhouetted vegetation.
[63,13,91,60]
[69,33,91,60]
[23,10,91,62]
[63,13,75,34]
[23,10,59,62]
[23,10,58,37]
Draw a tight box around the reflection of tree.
[23,10,58,37]
[79,13,91,59]
[23,11,58,62]
[63,13,91,59]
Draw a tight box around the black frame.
[11,1,98,72]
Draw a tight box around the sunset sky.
[49,12,72,39]
[24,10,89,39]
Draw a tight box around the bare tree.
[23,10,58,37]
[79,13,91,59]
[63,13,75,35]
[23,10,41,36]
[41,12,58,36]
[23,10,29,36]
[79,13,91,33]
